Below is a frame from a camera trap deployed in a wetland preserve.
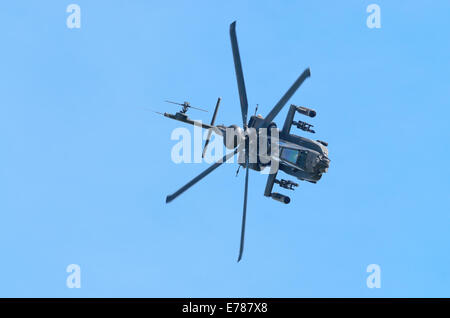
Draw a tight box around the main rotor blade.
[256,68,311,128]
[202,97,222,158]
[237,145,250,262]
[166,146,241,203]
[230,21,249,127]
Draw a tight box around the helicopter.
[157,21,330,262]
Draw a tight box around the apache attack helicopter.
[157,21,330,261]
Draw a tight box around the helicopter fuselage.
[161,107,330,185]
[244,114,330,183]
[162,21,330,261]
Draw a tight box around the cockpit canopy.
[280,147,308,169]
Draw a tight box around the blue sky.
[0,1,449,297]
